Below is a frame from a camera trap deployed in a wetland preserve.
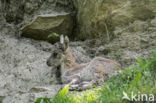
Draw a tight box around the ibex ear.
[59,35,69,51]
[60,35,64,44]
[64,36,69,47]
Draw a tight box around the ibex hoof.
[69,84,79,91]
[77,83,92,91]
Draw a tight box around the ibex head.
[47,35,69,67]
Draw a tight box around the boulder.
[74,0,156,40]
[21,12,73,43]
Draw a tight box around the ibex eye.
[53,52,57,57]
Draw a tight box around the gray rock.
[21,13,73,43]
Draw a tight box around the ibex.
[47,35,121,91]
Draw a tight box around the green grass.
[35,49,156,103]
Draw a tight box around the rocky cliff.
[0,0,156,103]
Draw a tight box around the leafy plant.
[104,22,110,41]
[47,33,60,39]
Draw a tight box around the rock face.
[0,0,75,23]
[21,13,73,43]
[0,0,156,103]
[85,18,156,67]
[0,0,75,42]
[1,0,156,41]
[74,0,156,39]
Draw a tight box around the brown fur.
[63,47,78,69]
